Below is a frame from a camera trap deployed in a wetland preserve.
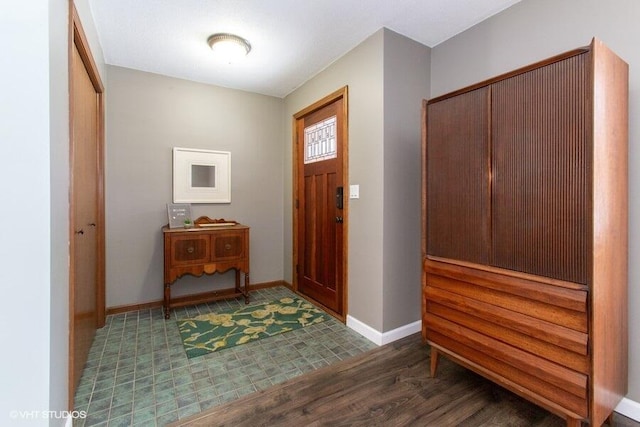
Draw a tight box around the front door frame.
[292,86,349,321]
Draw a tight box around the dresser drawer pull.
[225,243,232,251]
[187,247,194,254]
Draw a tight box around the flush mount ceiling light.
[207,33,251,63]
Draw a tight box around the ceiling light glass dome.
[207,33,251,63]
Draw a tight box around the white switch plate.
[349,184,360,199]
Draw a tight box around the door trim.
[292,86,349,321]
[68,2,105,407]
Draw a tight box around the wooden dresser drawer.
[424,259,588,325]
[423,264,588,359]
[426,325,588,418]
[423,260,590,418]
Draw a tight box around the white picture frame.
[173,147,231,203]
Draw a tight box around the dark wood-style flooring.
[171,333,638,427]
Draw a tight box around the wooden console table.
[163,223,250,319]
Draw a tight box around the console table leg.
[164,283,171,319]
[244,272,250,304]
[234,269,241,292]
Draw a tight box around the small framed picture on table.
[167,203,192,229]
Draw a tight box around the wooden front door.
[294,88,348,318]
[69,6,105,406]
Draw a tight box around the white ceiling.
[88,0,521,98]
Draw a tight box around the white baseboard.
[380,320,422,345]
[346,315,421,346]
[616,397,640,422]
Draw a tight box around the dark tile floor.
[73,287,376,426]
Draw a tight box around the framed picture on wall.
[167,203,192,228]
[173,147,231,203]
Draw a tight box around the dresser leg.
[430,347,439,377]
[565,417,582,427]
[164,283,171,319]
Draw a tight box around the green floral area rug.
[177,297,329,358]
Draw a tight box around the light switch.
[349,184,360,199]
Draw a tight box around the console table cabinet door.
[213,233,246,261]
[171,235,210,265]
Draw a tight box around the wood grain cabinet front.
[171,235,210,265]
[163,225,250,319]
[212,233,246,261]
[422,39,628,427]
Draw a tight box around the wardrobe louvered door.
[426,87,490,265]
[490,52,591,284]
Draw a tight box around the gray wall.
[382,30,430,330]
[284,30,386,330]
[283,28,430,332]
[105,66,285,307]
[430,0,640,403]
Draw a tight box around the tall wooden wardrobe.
[421,39,628,426]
